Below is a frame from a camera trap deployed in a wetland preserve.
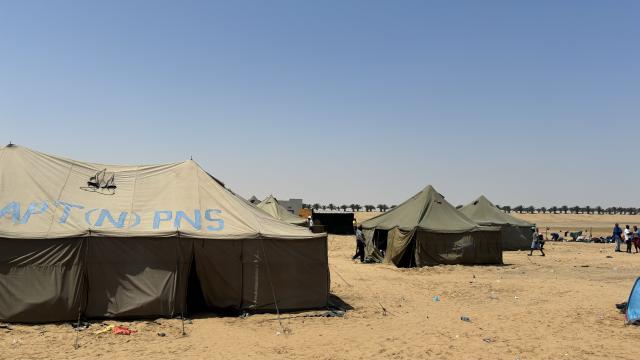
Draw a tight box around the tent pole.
[260,239,286,334]
[177,231,186,336]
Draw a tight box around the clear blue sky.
[1,1,638,207]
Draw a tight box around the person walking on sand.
[529,227,545,256]
[352,225,366,263]
[613,223,623,252]
[624,225,633,253]
[633,225,640,253]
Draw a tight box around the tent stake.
[73,306,81,349]
[181,311,186,336]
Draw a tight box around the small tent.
[257,195,307,226]
[459,195,533,250]
[0,145,329,323]
[362,185,502,267]
[626,277,640,324]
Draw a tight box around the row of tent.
[253,184,535,266]
[362,185,534,267]
[0,145,533,323]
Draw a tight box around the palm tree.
[513,205,523,213]
[340,204,348,212]
[312,203,321,211]
[526,206,535,214]
[594,206,602,215]
[538,207,547,214]
[328,203,336,211]
[376,204,386,212]
[561,205,568,214]
[585,206,591,215]
[549,206,558,214]
[321,205,327,211]
[502,205,511,213]
[353,204,362,212]
[570,206,580,214]
[364,205,375,212]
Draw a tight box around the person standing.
[633,225,640,253]
[352,225,365,263]
[307,216,314,230]
[613,223,623,252]
[529,227,545,256]
[624,225,633,253]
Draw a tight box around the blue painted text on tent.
[0,201,225,232]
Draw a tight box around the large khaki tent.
[459,195,533,250]
[257,195,307,226]
[0,145,329,323]
[362,185,502,267]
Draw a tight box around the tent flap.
[194,239,243,309]
[84,237,192,318]
[242,238,329,310]
[0,238,86,323]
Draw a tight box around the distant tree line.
[302,203,397,212]
[494,205,640,215]
[302,203,639,215]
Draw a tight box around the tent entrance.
[185,255,208,315]
[373,229,389,253]
[396,234,417,268]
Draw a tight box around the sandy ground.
[511,213,640,237]
[356,211,640,237]
[2,234,639,359]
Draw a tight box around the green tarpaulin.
[361,185,502,267]
[459,195,533,250]
[256,195,307,226]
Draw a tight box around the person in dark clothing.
[352,225,365,262]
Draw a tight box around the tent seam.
[45,163,74,238]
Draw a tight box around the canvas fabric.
[460,195,533,250]
[256,195,306,226]
[361,185,502,267]
[0,146,329,322]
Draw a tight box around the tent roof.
[459,195,533,227]
[361,185,481,232]
[256,195,306,226]
[0,145,321,240]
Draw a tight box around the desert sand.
[356,211,640,237]
[2,228,640,359]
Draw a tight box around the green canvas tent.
[0,145,329,323]
[361,185,502,267]
[257,195,307,226]
[459,195,533,250]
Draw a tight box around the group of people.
[613,223,640,253]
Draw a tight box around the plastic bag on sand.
[113,326,137,335]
